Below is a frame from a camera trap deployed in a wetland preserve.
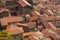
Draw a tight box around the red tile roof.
[31,11,41,17]
[1,17,23,26]
[17,0,27,7]
[17,0,31,7]
[42,22,56,31]
[45,10,54,15]
[7,25,24,35]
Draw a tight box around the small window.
[11,12,17,16]
[0,11,9,18]
[0,22,6,30]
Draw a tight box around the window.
[0,11,9,18]
[11,12,17,16]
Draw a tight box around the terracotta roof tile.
[7,25,24,35]
[31,11,41,17]
[1,17,23,26]
[45,10,54,15]
[25,22,36,27]
[42,22,56,31]
[17,0,31,7]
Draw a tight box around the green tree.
[0,30,15,40]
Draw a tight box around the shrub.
[0,30,15,40]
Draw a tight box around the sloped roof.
[7,25,24,35]
[17,0,31,7]
[1,17,23,26]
